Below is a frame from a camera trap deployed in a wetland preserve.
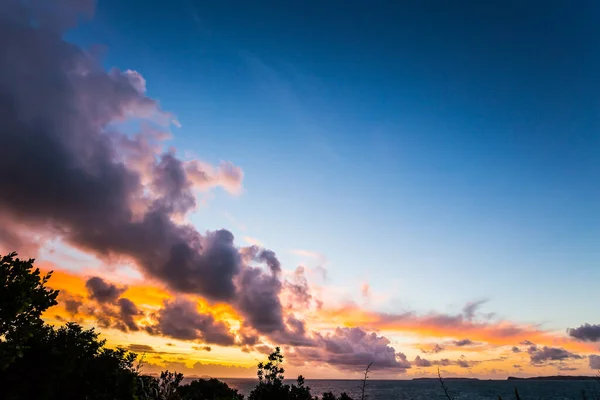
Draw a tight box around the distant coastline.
[412,376,598,382]
[507,376,599,381]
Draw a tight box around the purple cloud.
[527,346,582,364]
[568,324,600,342]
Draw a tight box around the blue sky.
[67,0,599,330]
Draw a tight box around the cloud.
[127,344,155,353]
[520,340,534,346]
[283,266,313,310]
[319,304,595,353]
[59,291,83,315]
[589,355,600,370]
[86,277,126,303]
[511,346,521,353]
[527,346,582,365]
[568,324,600,342]
[118,298,141,332]
[453,339,475,347]
[192,345,212,352]
[421,344,444,354]
[0,1,318,343]
[361,283,370,301]
[287,327,411,372]
[185,160,244,195]
[462,299,488,321]
[414,356,432,367]
[430,356,479,369]
[147,298,235,346]
[557,365,578,371]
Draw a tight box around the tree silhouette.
[0,252,59,368]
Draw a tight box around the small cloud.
[243,236,263,247]
[85,276,126,303]
[414,356,432,367]
[589,355,600,370]
[192,345,212,352]
[453,339,475,347]
[512,346,521,353]
[127,344,155,353]
[421,344,444,354]
[361,283,370,301]
[528,346,582,364]
[290,249,324,260]
[520,340,534,346]
[567,324,600,342]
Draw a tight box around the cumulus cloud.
[527,346,582,365]
[414,356,432,367]
[511,346,521,353]
[283,266,313,310]
[147,298,235,346]
[589,355,600,370]
[59,291,83,316]
[568,324,600,342]
[286,327,411,372]
[86,277,126,303]
[0,0,320,347]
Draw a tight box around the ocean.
[209,378,600,400]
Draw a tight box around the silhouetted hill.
[412,378,480,381]
[507,376,598,381]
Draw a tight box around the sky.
[0,0,599,379]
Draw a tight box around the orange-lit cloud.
[316,305,597,353]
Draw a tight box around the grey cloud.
[453,339,475,347]
[589,355,600,370]
[422,344,444,354]
[520,340,534,346]
[59,291,83,315]
[511,346,521,353]
[431,357,479,369]
[127,344,155,353]
[192,345,212,352]
[118,298,141,332]
[149,299,235,346]
[86,277,126,304]
[462,299,488,321]
[528,346,582,364]
[283,266,313,309]
[567,324,600,342]
[414,356,432,367]
[236,265,284,334]
[557,366,577,371]
[0,0,312,342]
[287,327,411,372]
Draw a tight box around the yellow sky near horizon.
[38,262,598,380]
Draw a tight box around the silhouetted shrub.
[178,377,244,400]
[0,252,59,368]
[0,322,138,400]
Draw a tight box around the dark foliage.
[0,322,138,400]
[178,377,244,400]
[0,252,59,368]
[248,347,352,400]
